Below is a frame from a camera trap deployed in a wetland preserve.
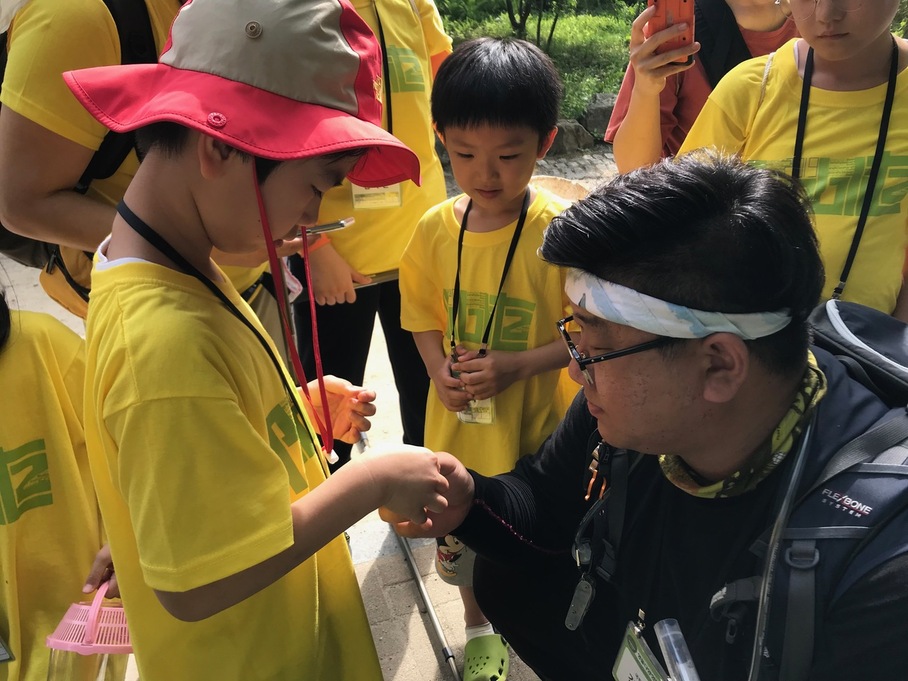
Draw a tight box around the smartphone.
[647,0,695,65]
[297,217,356,237]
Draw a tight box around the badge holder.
[351,182,402,209]
[450,350,494,425]
[612,611,670,681]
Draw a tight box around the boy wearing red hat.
[66,0,455,678]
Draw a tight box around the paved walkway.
[0,141,618,681]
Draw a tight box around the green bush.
[445,10,635,119]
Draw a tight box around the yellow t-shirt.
[315,0,451,275]
[2,0,177,210]
[680,39,908,314]
[83,259,381,680]
[400,187,576,476]
[1,0,268,299]
[0,311,101,681]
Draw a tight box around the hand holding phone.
[646,0,695,65]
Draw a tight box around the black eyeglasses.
[556,315,674,385]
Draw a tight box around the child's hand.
[306,242,372,305]
[452,349,521,401]
[627,4,699,97]
[304,375,376,444]
[432,353,473,412]
[83,544,119,598]
[361,445,451,528]
[380,451,475,538]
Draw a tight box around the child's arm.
[451,339,569,401]
[154,445,459,622]
[305,241,372,305]
[412,329,472,413]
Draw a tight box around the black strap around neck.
[792,37,899,300]
[449,190,531,358]
[115,201,316,446]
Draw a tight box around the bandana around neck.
[565,269,791,340]
[660,352,827,499]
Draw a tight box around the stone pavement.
[0,141,618,681]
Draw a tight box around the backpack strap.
[693,0,753,88]
[75,0,157,192]
[777,410,908,681]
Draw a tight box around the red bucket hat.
[63,0,420,188]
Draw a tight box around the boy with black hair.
[64,0,457,678]
[400,36,573,681]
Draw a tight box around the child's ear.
[197,136,235,179]
[537,127,558,160]
[434,124,446,148]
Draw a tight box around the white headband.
[565,269,791,340]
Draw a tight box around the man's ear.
[537,127,558,159]
[197,135,235,180]
[700,333,749,404]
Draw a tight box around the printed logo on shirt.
[266,399,311,495]
[752,153,908,218]
[0,439,52,525]
[444,290,536,351]
[387,46,426,93]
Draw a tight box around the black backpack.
[710,300,908,680]
[0,0,157,269]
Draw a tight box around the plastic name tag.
[457,397,494,424]
[612,621,669,681]
[0,634,13,662]
[351,183,402,209]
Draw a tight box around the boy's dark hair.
[135,122,283,183]
[431,37,563,142]
[540,150,825,376]
[135,122,368,185]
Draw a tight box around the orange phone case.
[647,0,695,63]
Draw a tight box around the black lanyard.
[792,37,899,299]
[115,201,320,453]
[449,190,530,357]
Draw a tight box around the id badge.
[0,634,13,662]
[457,397,494,425]
[351,183,402,209]
[612,621,669,681]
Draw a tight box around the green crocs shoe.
[463,633,510,681]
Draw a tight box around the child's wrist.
[307,234,331,253]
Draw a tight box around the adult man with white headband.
[387,151,908,679]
